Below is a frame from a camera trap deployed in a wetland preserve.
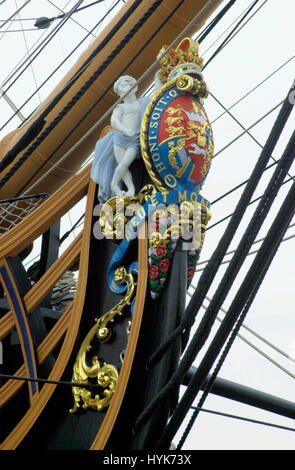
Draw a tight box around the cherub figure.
[91,76,149,201]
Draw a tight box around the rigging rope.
[0,0,121,131]
[196,0,237,44]
[0,0,84,100]
[199,0,294,191]
[203,294,295,363]
[211,55,295,125]
[0,0,31,30]
[213,99,284,159]
[208,174,295,230]
[190,406,295,434]
[59,213,85,244]
[1,0,138,94]
[0,1,118,97]
[200,302,295,378]
[214,0,269,55]
[151,131,295,448]
[201,1,258,56]
[15,0,41,104]
[205,0,269,65]
[45,0,98,37]
[0,372,97,389]
[1,26,48,84]
[211,162,278,204]
[0,0,144,173]
[133,89,294,434]
[199,55,295,208]
[195,231,295,272]
[0,2,87,175]
[202,0,261,70]
[0,28,41,32]
[44,0,111,23]
[210,92,295,181]
[175,178,295,449]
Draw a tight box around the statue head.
[113,75,138,98]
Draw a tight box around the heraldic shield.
[140,77,214,193]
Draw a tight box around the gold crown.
[157,37,204,84]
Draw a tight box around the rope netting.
[0,194,48,234]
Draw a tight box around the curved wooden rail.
[0,260,40,404]
[0,164,90,259]
[0,305,72,408]
[0,233,81,340]
[0,175,94,449]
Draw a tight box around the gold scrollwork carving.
[69,320,119,413]
[176,75,208,98]
[99,186,157,240]
[176,75,195,92]
[70,266,136,413]
[148,200,211,250]
[96,267,136,342]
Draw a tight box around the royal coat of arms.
[140,38,214,194]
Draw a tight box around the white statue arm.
[111,105,135,137]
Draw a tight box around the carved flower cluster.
[148,214,202,299]
[148,241,176,300]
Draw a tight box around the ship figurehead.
[141,37,214,195]
[70,39,214,417]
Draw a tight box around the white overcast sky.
[0,0,294,450]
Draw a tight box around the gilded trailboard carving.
[70,266,135,413]
[71,37,213,412]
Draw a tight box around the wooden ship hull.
[0,0,222,450]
